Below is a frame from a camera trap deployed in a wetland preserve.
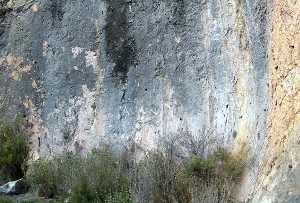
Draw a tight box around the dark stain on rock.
[0,0,11,50]
[50,0,66,26]
[173,0,186,29]
[233,131,237,139]
[105,0,136,83]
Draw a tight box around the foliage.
[133,151,191,203]
[26,142,247,203]
[0,196,14,203]
[26,148,131,203]
[0,196,64,203]
[26,159,62,198]
[185,154,214,177]
[184,147,246,202]
[0,115,28,180]
[185,147,245,182]
[132,146,246,203]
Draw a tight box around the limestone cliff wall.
[0,0,280,201]
[252,0,300,202]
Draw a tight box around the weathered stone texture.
[252,0,300,202]
[0,0,273,201]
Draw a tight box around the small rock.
[0,179,28,195]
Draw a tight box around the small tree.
[0,115,28,180]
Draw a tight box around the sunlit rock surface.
[1,0,298,201]
[252,0,300,202]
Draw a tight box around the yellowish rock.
[31,4,39,12]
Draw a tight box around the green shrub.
[19,199,44,203]
[185,147,245,182]
[26,145,246,203]
[26,159,62,198]
[19,197,64,203]
[183,147,246,202]
[0,115,28,180]
[0,196,15,203]
[174,170,192,203]
[128,145,246,203]
[185,155,215,178]
[27,148,131,203]
[218,152,245,183]
[134,151,191,203]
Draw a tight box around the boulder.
[0,179,28,195]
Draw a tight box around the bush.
[217,150,245,183]
[185,154,215,178]
[185,147,245,181]
[134,151,191,203]
[0,196,63,203]
[27,144,246,203]
[0,115,28,180]
[0,196,14,203]
[26,148,131,203]
[184,147,246,202]
[26,159,62,198]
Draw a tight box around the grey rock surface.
[0,179,28,195]
[0,0,270,201]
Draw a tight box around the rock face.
[0,0,298,201]
[0,179,28,195]
[252,0,300,202]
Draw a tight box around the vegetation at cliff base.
[0,115,29,181]
[25,145,246,203]
[0,116,246,203]
[26,147,131,203]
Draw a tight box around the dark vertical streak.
[50,0,66,26]
[105,0,136,83]
[173,0,186,28]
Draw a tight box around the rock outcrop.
[252,0,300,202]
[0,0,298,201]
[0,179,28,195]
